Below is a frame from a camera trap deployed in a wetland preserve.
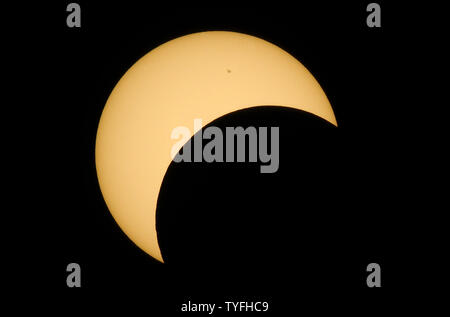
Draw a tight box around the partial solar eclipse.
[95,31,336,262]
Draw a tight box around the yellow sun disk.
[95,31,337,263]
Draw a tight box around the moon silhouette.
[95,31,336,262]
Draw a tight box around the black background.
[13,1,447,314]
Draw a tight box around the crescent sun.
[95,31,337,262]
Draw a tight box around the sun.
[95,31,336,262]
